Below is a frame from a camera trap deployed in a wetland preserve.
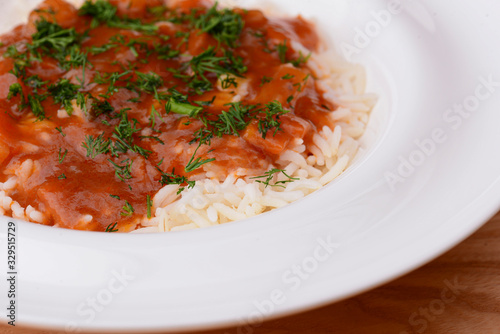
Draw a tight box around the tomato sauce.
[0,0,336,231]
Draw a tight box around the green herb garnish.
[108,158,133,182]
[83,133,111,158]
[55,127,66,137]
[121,201,135,217]
[192,2,244,47]
[79,0,158,33]
[276,40,288,63]
[258,101,290,139]
[184,143,215,173]
[260,76,273,86]
[48,79,79,114]
[250,169,299,188]
[58,148,68,164]
[156,168,196,194]
[105,222,119,232]
[146,195,152,219]
[30,19,80,55]
[27,95,47,121]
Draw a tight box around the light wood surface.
[4,211,500,334]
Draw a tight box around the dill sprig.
[276,40,288,63]
[27,95,47,121]
[55,127,66,137]
[186,47,247,94]
[58,148,68,164]
[164,89,203,117]
[184,143,215,173]
[192,2,244,47]
[146,195,152,219]
[111,110,152,159]
[250,169,299,188]
[79,0,158,33]
[83,133,110,158]
[135,72,163,94]
[30,20,81,56]
[212,102,254,137]
[48,79,80,114]
[24,75,48,94]
[94,70,133,97]
[58,46,89,71]
[105,222,119,232]
[120,201,135,217]
[290,51,311,67]
[156,167,196,194]
[258,101,290,139]
[7,83,25,102]
[108,158,133,182]
[4,45,30,78]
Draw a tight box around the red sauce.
[0,0,336,231]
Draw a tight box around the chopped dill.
[250,169,299,188]
[260,76,273,86]
[290,51,311,67]
[276,40,288,63]
[105,222,119,232]
[258,101,290,139]
[184,143,215,173]
[58,148,68,164]
[121,201,135,217]
[48,79,79,115]
[55,127,66,137]
[156,167,196,194]
[135,72,163,94]
[27,95,47,121]
[83,133,110,158]
[192,2,244,47]
[146,195,152,219]
[79,0,158,33]
[108,159,133,182]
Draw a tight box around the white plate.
[1,0,500,332]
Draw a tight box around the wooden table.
[5,211,500,334]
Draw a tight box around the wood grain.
[4,211,500,334]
